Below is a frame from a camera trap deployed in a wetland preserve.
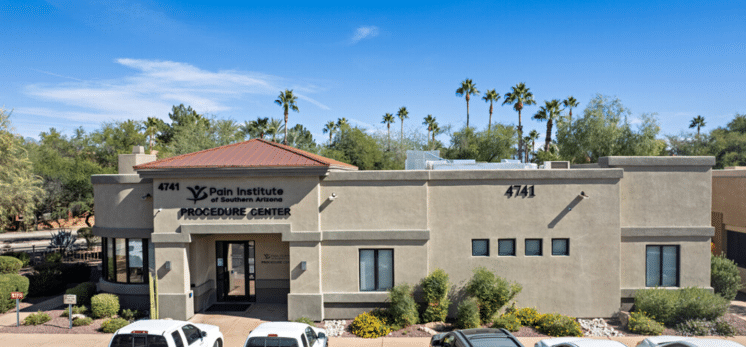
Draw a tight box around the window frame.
[359,249,394,292]
[171,330,185,347]
[497,239,516,256]
[103,237,149,285]
[525,239,543,256]
[645,245,680,287]
[471,239,489,257]
[551,238,569,256]
[181,324,201,345]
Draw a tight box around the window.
[110,334,168,347]
[646,245,679,287]
[171,331,185,347]
[498,239,516,256]
[359,249,393,291]
[304,327,317,346]
[103,237,148,284]
[551,239,569,256]
[727,230,746,267]
[181,324,201,345]
[472,239,489,256]
[525,239,542,256]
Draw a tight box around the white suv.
[244,322,328,347]
[108,319,224,347]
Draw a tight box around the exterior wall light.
[328,193,337,201]
[579,191,590,199]
[141,193,152,200]
[165,261,171,271]
[300,261,307,271]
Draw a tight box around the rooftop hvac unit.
[544,161,570,169]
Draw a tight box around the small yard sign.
[63,294,77,305]
[10,292,23,300]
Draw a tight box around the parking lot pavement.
[0,333,112,347]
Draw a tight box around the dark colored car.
[431,328,525,347]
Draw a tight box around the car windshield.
[468,336,521,347]
[245,337,299,347]
[111,334,169,347]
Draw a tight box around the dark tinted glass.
[525,239,542,256]
[551,239,568,256]
[172,331,185,347]
[472,239,489,256]
[497,239,515,256]
[245,337,299,347]
[111,334,168,347]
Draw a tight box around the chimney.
[118,146,157,174]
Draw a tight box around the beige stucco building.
[92,140,715,321]
[711,167,746,292]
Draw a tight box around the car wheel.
[213,339,222,347]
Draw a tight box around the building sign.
[179,207,290,217]
[10,292,23,300]
[261,253,289,265]
[63,294,77,305]
[505,185,535,197]
[171,184,285,204]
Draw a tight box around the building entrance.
[216,241,255,302]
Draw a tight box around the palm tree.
[397,107,409,153]
[423,115,437,150]
[563,96,579,121]
[528,129,540,162]
[145,117,161,151]
[431,122,440,150]
[690,115,706,136]
[532,99,562,152]
[322,121,337,143]
[336,117,349,129]
[482,89,500,133]
[523,135,532,163]
[274,89,299,145]
[381,113,395,151]
[456,79,480,128]
[503,82,537,163]
[267,118,285,142]
[240,117,269,139]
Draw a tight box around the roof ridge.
[135,139,257,168]
[256,138,335,166]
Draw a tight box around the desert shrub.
[350,312,390,338]
[77,227,99,250]
[455,297,481,329]
[420,268,450,323]
[491,313,522,332]
[73,317,93,326]
[513,307,541,327]
[0,256,23,274]
[0,273,29,313]
[66,282,96,306]
[465,267,522,322]
[23,311,51,325]
[91,293,119,318]
[294,317,314,325]
[712,254,743,301]
[2,252,30,267]
[61,263,92,284]
[628,311,664,335]
[60,305,88,317]
[387,284,418,329]
[675,317,737,337]
[101,317,129,333]
[120,309,140,321]
[535,313,583,337]
[634,287,729,325]
[45,252,63,263]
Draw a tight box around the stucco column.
[287,241,323,321]
[153,239,194,320]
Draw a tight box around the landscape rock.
[323,320,346,337]
[418,326,439,335]
[424,321,448,331]
[618,311,630,328]
[577,318,624,337]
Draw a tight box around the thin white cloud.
[22,58,329,123]
[351,26,379,44]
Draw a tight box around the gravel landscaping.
[0,306,107,334]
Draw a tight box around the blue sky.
[2,0,745,144]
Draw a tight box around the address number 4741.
[505,185,535,197]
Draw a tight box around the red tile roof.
[133,139,357,170]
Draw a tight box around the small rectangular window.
[525,239,543,256]
[472,239,489,256]
[646,245,679,287]
[498,239,516,256]
[359,249,394,291]
[551,239,569,256]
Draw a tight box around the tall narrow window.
[646,245,679,287]
[115,238,127,283]
[359,249,394,291]
[472,239,489,256]
[106,238,115,282]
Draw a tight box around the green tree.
[274,89,299,145]
[241,117,269,139]
[443,125,517,162]
[284,124,317,152]
[89,120,147,169]
[423,115,437,150]
[555,94,665,163]
[690,115,706,137]
[528,129,540,162]
[0,109,45,230]
[533,99,562,152]
[706,114,746,169]
[397,107,409,154]
[381,113,395,151]
[336,117,349,129]
[482,89,500,133]
[156,104,206,146]
[322,126,389,170]
[266,118,285,142]
[563,96,579,121]
[456,79,480,128]
[503,83,536,163]
[322,121,337,144]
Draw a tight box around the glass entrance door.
[216,241,255,302]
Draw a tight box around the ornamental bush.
[712,254,743,301]
[387,284,418,329]
[101,317,129,333]
[0,273,29,313]
[675,317,737,337]
[91,293,120,318]
[633,289,676,324]
[119,309,141,322]
[535,313,583,337]
[420,269,450,323]
[465,267,522,322]
[294,317,314,325]
[23,311,51,325]
[73,317,93,326]
[66,282,96,307]
[634,287,729,325]
[491,313,522,332]
[628,311,664,335]
[2,252,30,268]
[455,297,481,329]
[513,307,541,327]
[60,305,88,317]
[0,256,23,274]
[350,312,390,338]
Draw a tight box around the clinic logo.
[186,185,208,204]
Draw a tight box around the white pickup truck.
[108,319,224,347]
[244,322,328,347]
